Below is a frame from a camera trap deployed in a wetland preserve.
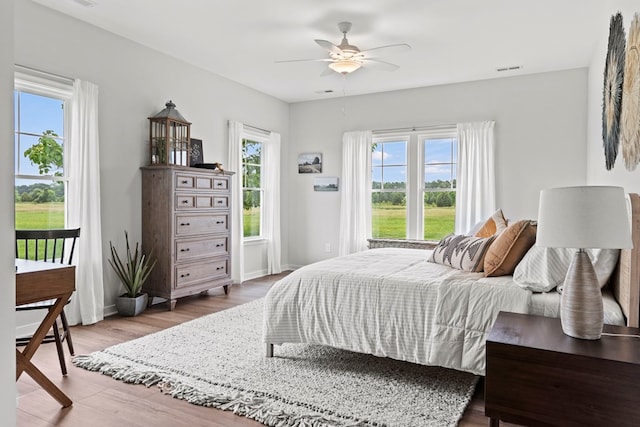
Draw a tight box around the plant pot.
[116,293,148,317]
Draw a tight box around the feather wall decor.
[621,13,640,171]
[602,12,626,171]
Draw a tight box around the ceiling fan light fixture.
[329,59,362,75]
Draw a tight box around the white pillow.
[513,246,620,292]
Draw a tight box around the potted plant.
[108,231,156,316]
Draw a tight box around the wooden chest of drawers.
[141,165,234,310]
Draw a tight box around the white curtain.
[66,80,104,325]
[263,131,282,274]
[455,121,496,235]
[339,130,372,255]
[227,120,244,284]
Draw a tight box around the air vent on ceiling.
[71,0,97,7]
[496,65,523,72]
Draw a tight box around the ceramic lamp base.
[560,250,603,340]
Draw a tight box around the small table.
[15,259,76,408]
[485,311,640,426]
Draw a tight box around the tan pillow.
[484,220,537,277]
[474,209,508,238]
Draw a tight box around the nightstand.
[485,311,640,427]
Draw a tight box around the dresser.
[141,165,234,310]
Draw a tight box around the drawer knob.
[216,266,224,271]
[180,222,191,226]
[180,273,191,278]
[181,180,189,184]
[182,200,189,204]
[216,243,224,247]
[217,200,224,204]
[180,248,190,252]
[216,182,223,186]
[216,220,224,225]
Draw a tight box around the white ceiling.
[33,0,605,103]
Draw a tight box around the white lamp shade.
[537,186,632,249]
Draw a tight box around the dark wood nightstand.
[485,311,640,427]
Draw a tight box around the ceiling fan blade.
[359,43,411,58]
[315,39,343,55]
[361,58,400,72]
[275,58,333,64]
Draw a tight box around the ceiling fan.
[276,22,411,76]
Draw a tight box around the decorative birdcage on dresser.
[148,100,191,166]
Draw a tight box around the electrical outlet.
[325,243,331,252]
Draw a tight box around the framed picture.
[298,153,322,173]
[190,138,204,165]
[314,176,338,192]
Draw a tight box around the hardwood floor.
[17,272,518,427]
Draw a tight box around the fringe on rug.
[72,355,373,427]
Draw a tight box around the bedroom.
[2,0,640,425]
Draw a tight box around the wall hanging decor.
[298,153,322,173]
[313,176,339,191]
[621,13,640,171]
[602,12,626,171]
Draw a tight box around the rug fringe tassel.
[72,355,368,427]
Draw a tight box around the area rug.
[73,298,478,427]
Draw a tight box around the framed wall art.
[298,153,322,173]
[190,138,204,165]
[313,177,338,192]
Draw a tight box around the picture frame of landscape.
[298,153,322,173]
[313,176,338,191]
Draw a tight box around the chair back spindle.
[15,228,81,265]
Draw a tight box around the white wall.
[287,69,588,267]
[586,0,640,191]
[1,0,16,421]
[15,0,289,314]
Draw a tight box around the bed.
[263,194,640,376]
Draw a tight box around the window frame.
[241,128,268,241]
[372,126,458,240]
[14,70,73,227]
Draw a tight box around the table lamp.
[536,186,632,340]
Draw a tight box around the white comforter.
[263,248,532,375]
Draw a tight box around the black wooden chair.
[15,228,80,376]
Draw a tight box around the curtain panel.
[264,131,282,274]
[227,120,245,284]
[339,130,373,255]
[67,79,104,325]
[455,121,496,235]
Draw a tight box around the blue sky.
[372,138,456,184]
[14,91,64,181]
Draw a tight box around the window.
[14,71,72,230]
[371,139,407,239]
[423,136,457,240]
[242,131,267,239]
[372,128,457,241]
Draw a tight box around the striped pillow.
[429,234,496,272]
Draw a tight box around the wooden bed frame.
[611,193,640,327]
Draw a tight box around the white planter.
[116,293,148,317]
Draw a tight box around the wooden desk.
[15,259,75,408]
[485,311,640,426]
